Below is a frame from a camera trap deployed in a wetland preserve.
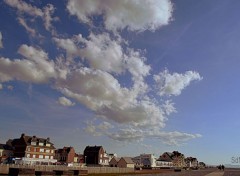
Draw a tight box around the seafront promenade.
[2,165,240,176]
[123,168,240,176]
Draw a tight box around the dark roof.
[158,152,174,162]
[20,133,55,148]
[84,146,103,153]
[121,157,134,164]
[0,143,13,150]
[56,147,74,154]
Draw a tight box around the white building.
[132,154,157,168]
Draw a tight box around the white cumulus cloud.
[154,69,203,96]
[67,0,173,32]
[58,96,75,107]
[0,45,57,83]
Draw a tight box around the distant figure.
[217,165,221,170]
[221,165,225,171]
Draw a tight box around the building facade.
[132,154,156,168]
[55,147,75,164]
[11,133,56,165]
[109,157,120,167]
[156,152,174,168]
[185,157,198,168]
[117,157,135,168]
[0,143,13,163]
[83,146,108,166]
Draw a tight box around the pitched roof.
[110,157,120,162]
[20,133,55,148]
[0,143,13,150]
[158,152,174,162]
[56,147,74,154]
[84,146,103,153]
[121,157,134,164]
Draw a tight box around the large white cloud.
[0,45,57,83]
[54,33,150,77]
[0,32,3,48]
[154,69,203,96]
[67,0,173,32]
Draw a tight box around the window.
[40,148,44,152]
[50,156,53,159]
[51,150,54,153]
[33,155,36,158]
[27,147,31,151]
[45,149,50,153]
[31,142,36,145]
[27,154,30,158]
[45,155,49,159]
[46,144,50,147]
[39,155,43,159]
[39,142,43,146]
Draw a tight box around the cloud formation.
[58,97,75,107]
[1,0,203,146]
[85,124,202,146]
[154,69,203,96]
[0,45,56,83]
[4,0,57,34]
[67,0,173,32]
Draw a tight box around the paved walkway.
[205,171,224,176]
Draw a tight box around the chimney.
[21,133,25,138]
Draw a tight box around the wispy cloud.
[0,32,3,48]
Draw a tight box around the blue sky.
[1,0,240,165]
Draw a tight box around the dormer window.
[31,142,36,145]
[39,142,43,146]
[46,143,50,147]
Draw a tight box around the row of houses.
[0,133,206,169]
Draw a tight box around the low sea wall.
[87,167,134,174]
[0,164,134,175]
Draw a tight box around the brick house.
[11,133,56,165]
[55,147,75,164]
[83,146,108,166]
[0,143,13,163]
[109,157,120,167]
[117,157,135,168]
